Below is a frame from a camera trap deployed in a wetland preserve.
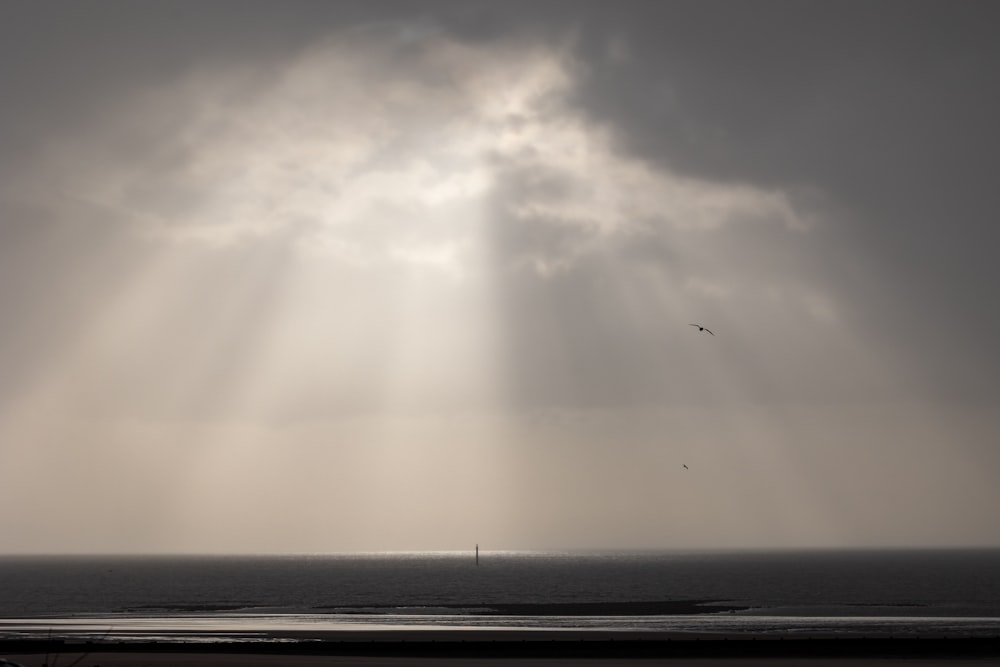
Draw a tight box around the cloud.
[1,15,883,422]
[562,1,1000,402]
[2,3,999,552]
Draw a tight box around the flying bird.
[683,464,689,470]
[689,324,714,335]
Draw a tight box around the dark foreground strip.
[2,637,999,660]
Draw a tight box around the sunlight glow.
[3,25,996,554]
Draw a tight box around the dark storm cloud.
[427,0,1000,406]
[5,0,998,409]
[560,0,1000,401]
[0,1,472,179]
[472,0,1000,407]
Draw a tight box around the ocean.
[1,550,998,641]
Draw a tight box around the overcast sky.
[2,0,999,554]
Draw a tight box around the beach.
[4,656,999,667]
[4,633,999,667]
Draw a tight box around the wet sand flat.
[3,634,998,667]
[4,656,998,667]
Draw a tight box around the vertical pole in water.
[476,543,479,566]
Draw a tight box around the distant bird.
[689,323,714,335]
[683,464,689,470]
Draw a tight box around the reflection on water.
[2,612,999,642]
[2,550,998,642]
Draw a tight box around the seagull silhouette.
[689,323,714,335]
[683,464,689,470]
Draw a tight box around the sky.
[1,0,999,554]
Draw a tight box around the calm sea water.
[1,550,998,640]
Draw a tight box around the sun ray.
[4,18,998,553]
